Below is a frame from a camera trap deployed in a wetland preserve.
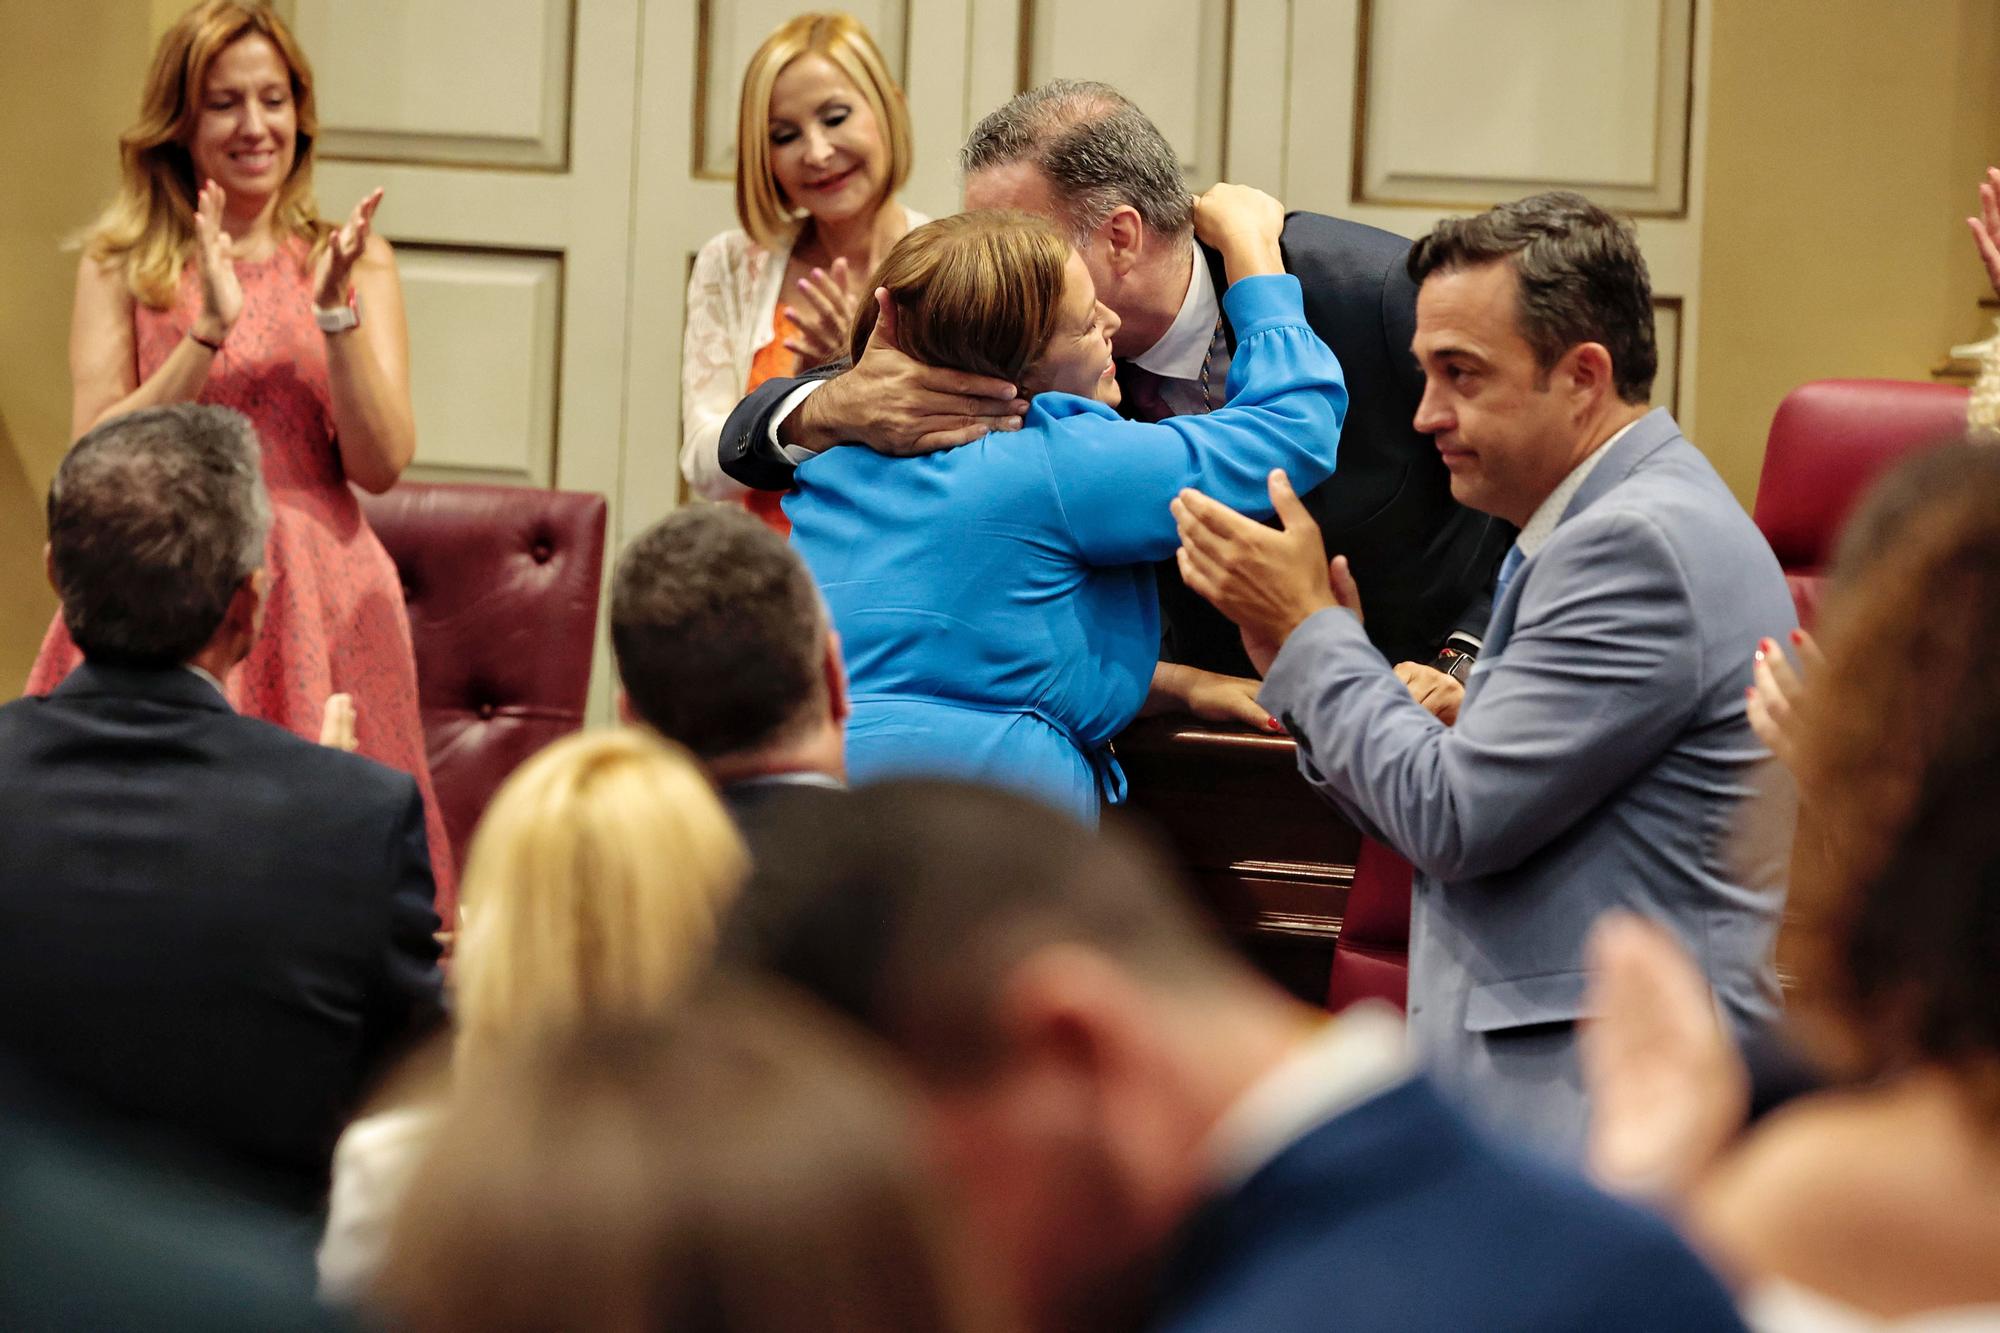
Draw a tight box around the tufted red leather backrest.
[1752,379,1969,628]
[357,482,608,874]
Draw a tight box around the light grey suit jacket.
[1260,409,1795,1159]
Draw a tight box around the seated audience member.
[317,728,747,1302]
[610,504,848,826]
[781,187,1340,822]
[1586,444,2000,1327]
[717,80,1513,679]
[1172,191,1795,1158]
[373,987,1003,1333]
[0,404,442,1221]
[719,780,1748,1333]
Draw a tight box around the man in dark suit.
[718,781,1748,1333]
[609,505,846,830]
[713,80,1512,676]
[0,404,444,1220]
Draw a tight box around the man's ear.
[823,628,850,727]
[231,569,267,636]
[1099,205,1146,279]
[43,543,57,595]
[615,688,638,727]
[1564,341,1617,409]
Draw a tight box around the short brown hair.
[734,12,913,250]
[718,781,1240,1081]
[377,986,993,1332]
[848,211,1073,383]
[1408,191,1658,404]
[611,505,826,761]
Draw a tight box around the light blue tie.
[1493,544,1526,607]
[1477,545,1528,667]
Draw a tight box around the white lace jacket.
[678,212,928,499]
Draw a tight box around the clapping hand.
[1172,470,1355,676]
[319,692,358,752]
[1745,629,1820,773]
[783,258,861,367]
[313,187,384,312]
[1971,167,2000,298]
[192,179,245,342]
[1581,914,1749,1203]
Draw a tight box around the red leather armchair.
[1324,838,1413,1013]
[1752,379,1969,628]
[357,482,608,877]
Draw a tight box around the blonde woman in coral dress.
[29,1,454,909]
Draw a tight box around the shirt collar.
[1204,1001,1410,1192]
[727,770,844,791]
[1514,417,1641,557]
[1131,249,1218,380]
[182,663,229,702]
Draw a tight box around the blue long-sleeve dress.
[784,274,1348,822]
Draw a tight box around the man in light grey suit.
[1171,191,1795,1159]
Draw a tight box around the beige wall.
[0,2,156,696]
[1696,0,2000,505]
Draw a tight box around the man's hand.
[319,693,358,751]
[1172,470,1352,675]
[1581,914,1750,1205]
[783,287,1029,456]
[1393,661,1463,725]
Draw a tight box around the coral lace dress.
[25,240,455,909]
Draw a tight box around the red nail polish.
[1788,629,1804,645]
[1266,717,1283,731]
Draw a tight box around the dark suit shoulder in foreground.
[1159,1074,1746,1333]
[0,664,445,1216]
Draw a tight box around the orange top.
[741,301,800,535]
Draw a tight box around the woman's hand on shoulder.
[1193,183,1287,281]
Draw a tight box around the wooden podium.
[1112,715,1360,1004]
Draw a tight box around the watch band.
[316,295,361,335]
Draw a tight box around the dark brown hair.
[1408,190,1658,403]
[718,781,1238,1081]
[375,984,993,1332]
[848,211,1073,384]
[1790,442,2000,1096]
[611,505,825,761]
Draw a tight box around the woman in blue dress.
[784,186,1347,822]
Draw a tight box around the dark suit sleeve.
[717,361,848,492]
[360,781,446,1075]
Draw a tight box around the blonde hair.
[849,211,1073,382]
[734,12,913,250]
[450,729,748,1070]
[82,0,328,309]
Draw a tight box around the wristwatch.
[316,296,361,335]
[1430,631,1482,683]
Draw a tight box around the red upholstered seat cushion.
[1752,380,1969,628]
[357,482,607,873]
[1326,836,1413,1013]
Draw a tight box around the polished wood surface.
[1113,715,1359,1004]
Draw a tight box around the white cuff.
[769,381,824,463]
